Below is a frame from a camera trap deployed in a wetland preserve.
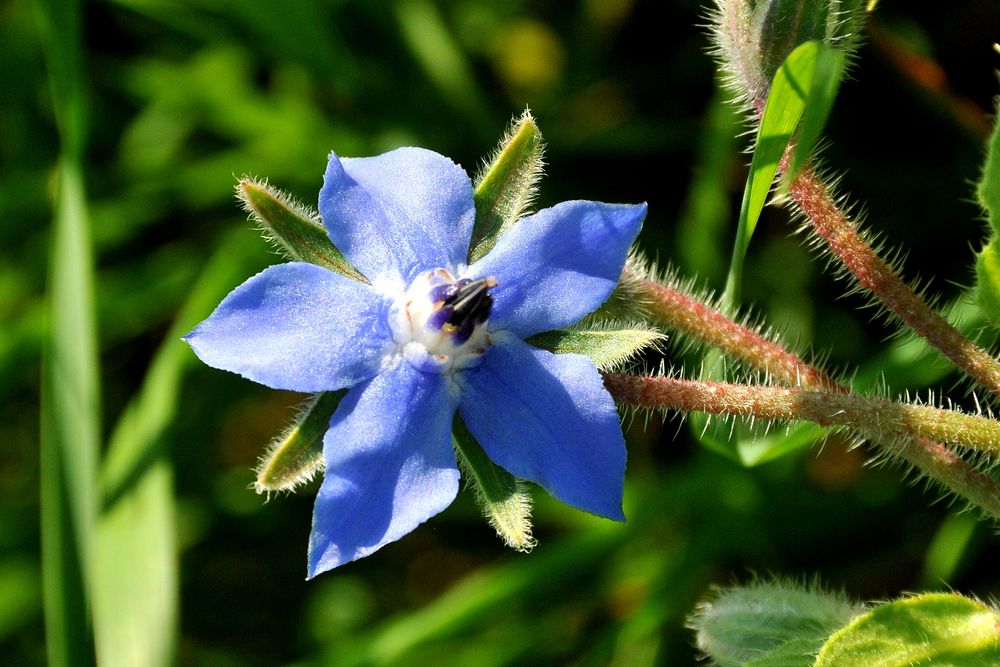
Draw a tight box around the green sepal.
[468,110,544,263]
[237,179,367,282]
[527,322,664,371]
[726,39,844,308]
[691,579,863,667]
[815,592,1000,666]
[254,391,344,494]
[452,416,535,552]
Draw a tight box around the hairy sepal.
[468,109,545,263]
[453,416,535,552]
[254,391,343,495]
[527,321,665,371]
[237,178,367,282]
[709,0,863,108]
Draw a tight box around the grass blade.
[40,159,99,667]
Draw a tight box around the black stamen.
[428,277,495,342]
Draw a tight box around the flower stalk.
[603,373,1000,455]
[626,270,1000,518]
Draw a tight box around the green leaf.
[972,104,1000,329]
[691,579,863,667]
[725,40,844,308]
[783,44,844,185]
[255,391,344,494]
[92,229,263,667]
[237,179,366,282]
[815,592,1000,666]
[452,417,535,551]
[977,98,1000,234]
[526,323,664,371]
[975,239,1000,327]
[40,160,99,667]
[469,110,545,263]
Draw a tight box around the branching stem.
[627,271,1000,518]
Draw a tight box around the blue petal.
[319,148,476,285]
[184,262,391,393]
[458,335,626,520]
[308,358,461,576]
[466,201,646,338]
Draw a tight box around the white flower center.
[389,268,495,374]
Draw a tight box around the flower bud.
[712,0,864,106]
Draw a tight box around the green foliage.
[695,586,1000,667]
[975,107,1000,327]
[35,0,99,661]
[815,593,1000,666]
[40,160,98,667]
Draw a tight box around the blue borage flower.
[185,147,646,577]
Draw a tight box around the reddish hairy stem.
[788,166,1000,400]
[631,273,839,391]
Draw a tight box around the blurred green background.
[5,0,1000,664]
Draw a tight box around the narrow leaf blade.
[725,39,832,307]
[785,43,845,184]
[40,159,99,667]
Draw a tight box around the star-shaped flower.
[185,147,646,577]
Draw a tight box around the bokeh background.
[4,0,1000,664]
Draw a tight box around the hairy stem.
[629,272,1000,518]
[788,166,1000,401]
[604,374,1000,455]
